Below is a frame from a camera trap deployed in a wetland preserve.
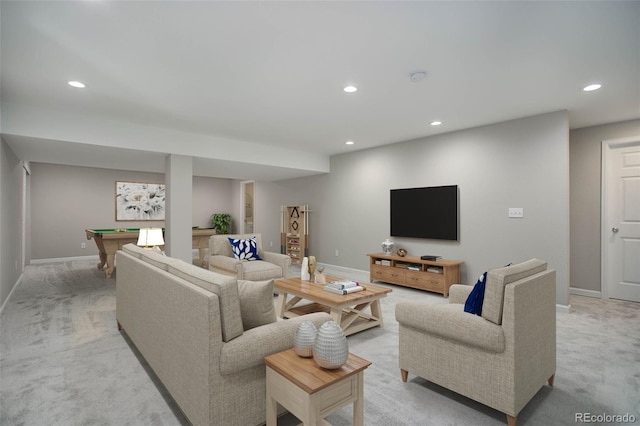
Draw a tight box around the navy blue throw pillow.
[228,237,262,261]
[464,271,488,316]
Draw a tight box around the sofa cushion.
[241,261,286,281]
[167,260,244,342]
[228,237,262,261]
[482,259,547,325]
[395,302,505,353]
[237,279,277,330]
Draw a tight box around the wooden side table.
[265,348,372,426]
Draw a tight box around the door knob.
[611,227,619,233]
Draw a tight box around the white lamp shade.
[137,228,165,247]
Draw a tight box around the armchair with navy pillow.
[208,233,291,281]
[395,259,556,426]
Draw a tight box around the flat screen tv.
[390,185,458,241]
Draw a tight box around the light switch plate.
[508,207,524,218]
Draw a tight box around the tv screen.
[390,185,458,240]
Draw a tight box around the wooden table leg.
[97,250,107,271]
[266,369,278,426]
[354,371,365,426]
[102,240,120,279]
[275,292,288,319]
[370,299,383,327]
[105,253,115,278]
[282,296,303,316]
[329,307,343,326]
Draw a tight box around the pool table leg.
[105,254,115,278]
[199,247,207,268]
[92,238,108,272]
[99,239,121,278]
[97,250,107,271]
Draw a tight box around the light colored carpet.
[1,259,639,425]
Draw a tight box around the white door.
[602,137,640,302]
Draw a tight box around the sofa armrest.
[261,251,292,273]
[209,255,242,274]
[219,312,331,375]
[505,269,556,375]
[449,284,473,304]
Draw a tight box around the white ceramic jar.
[293,321,317,357]
[313,320,348,369]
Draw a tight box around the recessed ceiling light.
[583,83,602,92]
[345,140,355,145]
[343,85,357,93]
[68,81,86,88]
[430,121,442,126]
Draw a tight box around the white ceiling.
[2,1,639,180]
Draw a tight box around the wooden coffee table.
[265,348,371,426]
[274,276,392,336]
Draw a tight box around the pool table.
[85,227,217,278]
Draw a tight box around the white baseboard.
[0,272,24,316]
[29,249,201,266]
[317,263,369,282]
[30,255,100,265]
[570,287,602,299]
[556,304,571,313]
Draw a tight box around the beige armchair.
[395,259,556,426]
[209,233,291,281]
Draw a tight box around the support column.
[165,154,192,263]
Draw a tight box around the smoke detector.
[410,71,427,82]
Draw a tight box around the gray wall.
[29,162,234,260]
[194,176,235,230]
[250,178,329,252]
[569,119,640,295]
[0,138,24,308]
[266,111,571,306]
[7,112,635,308]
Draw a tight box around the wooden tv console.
[367,253,464,297]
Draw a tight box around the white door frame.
[21,161,31,272]
[240,180,255,234]
[601,135,640,300]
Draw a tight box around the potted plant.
[210,213,231,234]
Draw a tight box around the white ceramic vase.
[313,321,348,369]
[382,238,394,255]
[301,257,310,281]
[293,321,317,357]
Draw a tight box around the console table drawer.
[406,271,444,292]
[371,265,406,284]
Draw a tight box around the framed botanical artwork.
[115,181,165,221]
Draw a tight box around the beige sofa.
[208,233,291,281]
[116,244,330,426]
[395,259,556,426]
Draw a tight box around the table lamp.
[137,228,165,251]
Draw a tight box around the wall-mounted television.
[390,185,458,241]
